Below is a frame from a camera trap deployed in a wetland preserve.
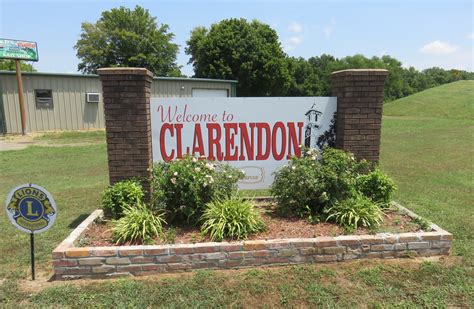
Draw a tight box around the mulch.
[80,202,423,247]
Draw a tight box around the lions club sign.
[5,184,57,234]
[151,97,337,189]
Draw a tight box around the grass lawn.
[0,81,473,307]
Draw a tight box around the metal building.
[0,71,237,134]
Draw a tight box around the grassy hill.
[380,80,474,264]
[383,80,473,119]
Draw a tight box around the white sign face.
[151,97,337,189]
[5,184,57,234]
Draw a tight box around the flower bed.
[52,202,452,280]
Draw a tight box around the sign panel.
[151,97,337,189]
[0,39,39,61]
[5,184,57,234]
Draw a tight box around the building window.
[35,89,53,108]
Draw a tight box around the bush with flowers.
[271,146,378,222]
[151,155,245,225]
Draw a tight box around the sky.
[0,0,472,76]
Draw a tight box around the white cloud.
[289,22,303,34]
[419,40,458,55]
[467,33,474,40]
[288,36,303,45]
[323,19,336,38]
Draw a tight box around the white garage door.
[192,88,229,97]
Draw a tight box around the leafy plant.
[271,147,371,220]
[412,216,432,231]
[151,156,244,225]
[357,168,397,205]
[201,196,266,241]
[325,193,383,231]
[101,179,144,219]
[111,202,166,244]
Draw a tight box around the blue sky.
[1,0,472,76]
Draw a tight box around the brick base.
[52,206,452,280]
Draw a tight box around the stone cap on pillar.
[331,69,389,76]
[97,67,154,78]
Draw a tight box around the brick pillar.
[97,68,153,195]
[331,69,389,162]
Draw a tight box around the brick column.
[331,69,389,162]
[97,68,153,195]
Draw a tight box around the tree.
[0,60,36,72]
[186,18,291,96]
[74,5,181,76]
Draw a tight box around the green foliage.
[284,54,474,101]
[75,5,181,76]
[151,156,244,225]
[271,147,371,219]
[101,179,144,219]
[186,18,291,96]
[412,216,431,231]
[201,196,266,241]
[111,202,166,244]
[0,60,36,72]
[325,193,383,231]
[357,168,397,205]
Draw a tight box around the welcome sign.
[151,97,337,189]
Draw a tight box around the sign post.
[5,184,57,281]
[0,39,39,135]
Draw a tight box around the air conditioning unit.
[86,93,100,103]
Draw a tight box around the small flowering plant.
[151,156,244,225]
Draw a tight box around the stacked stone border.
[52,203,452,280]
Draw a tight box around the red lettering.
[175,124,183,158]
[224,123,238,161]
[256,123,271,160]
[157,105,177,122]
[192,124,205,156]
[207,123,223,161]
[239,123,255,160]
[287,122,304,159]
[160,123,174,161]
[272,122,286,160]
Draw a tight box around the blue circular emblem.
[5,184,57,234]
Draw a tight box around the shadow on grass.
[68,214,90,229]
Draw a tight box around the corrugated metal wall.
[0,72,236,134]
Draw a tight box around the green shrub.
[101,180,144,219]
[151,156,244,225]
[201,196,266,241]
[325,193,382,231]
[271,147,370,219]
[357,168,397,205]
[111,202,166,244]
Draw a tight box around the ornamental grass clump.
[325,193,383,232]
[151,156,244,225]
[111,202,166,245]
[201,196,266,241]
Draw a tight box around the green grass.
[32,130,106,144]
[1,81,473,306]
[383,80,473,119]
[381,80,474,263]
[0,143,108,279]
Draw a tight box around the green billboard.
[0,39,38,61]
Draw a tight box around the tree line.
[2,6,472,101]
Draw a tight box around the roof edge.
[0,70,238,83]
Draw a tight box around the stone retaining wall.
[52,206,452,280]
